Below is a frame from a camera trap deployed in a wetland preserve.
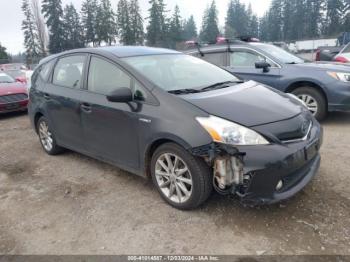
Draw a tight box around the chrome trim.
[282,122,313,144]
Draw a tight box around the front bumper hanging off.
[190,124,322,206]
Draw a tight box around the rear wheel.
[150,143,212,210]
[292,87,327,121]
[37,116,64,155]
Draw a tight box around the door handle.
[80,102,92,113]
[43,93,51,100]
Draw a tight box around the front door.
[227,48,282,89]
[80,56,140,169]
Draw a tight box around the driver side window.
[230,51,265,67]
[88,56,131,95]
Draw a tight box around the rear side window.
[202,53,225,66]
[88,56,131,95]
[53,55,85,88]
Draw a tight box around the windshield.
[122,54,240,91]
[0,73,15,84]
[5,70,25,79]
[254,44,305,64]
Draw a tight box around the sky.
[0,0,272,54]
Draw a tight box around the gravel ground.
[0,112,349,255]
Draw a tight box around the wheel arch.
[143,136,192,178]
[285,81,328,108]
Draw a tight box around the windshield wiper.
[201,80,243,92]
[168,89,201,95]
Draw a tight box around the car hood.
[0,82,27,96]
[293,61,350,71]
[180,81,303,127]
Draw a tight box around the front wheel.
[150,143,212,210]
[292,87,327,121]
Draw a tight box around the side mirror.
[107,87,133,103]
[255,61,271,73]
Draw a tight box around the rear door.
[44,54,87,151]
[227,48,281,88]
[80,55,145,169]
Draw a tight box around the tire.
[292,87,327,121]
[36,116,64,155]
[150,143,212,210]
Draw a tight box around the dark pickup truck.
[316,32,350,62]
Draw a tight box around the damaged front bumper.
[190,120,323,206]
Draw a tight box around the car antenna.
[195,42,204,57]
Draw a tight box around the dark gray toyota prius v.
[29,46,322,209]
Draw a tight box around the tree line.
[260,0,350,42]
[20,0,350,64]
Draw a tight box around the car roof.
[38,46,181,65]
[186,42,273,54]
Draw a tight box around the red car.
[0,72,29,113]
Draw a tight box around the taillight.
[315,50,321,61]
[334,56,349,63]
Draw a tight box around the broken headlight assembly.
[196,115,270,146]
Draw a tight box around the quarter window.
[53,55,85,88]
[230,51,266,67]
[88,57,131,95]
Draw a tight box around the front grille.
[0,93,28,104]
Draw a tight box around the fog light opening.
[276,180,283,191]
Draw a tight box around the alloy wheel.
[297,94,318,116]
[38,120,53,152]
[155,153,193,204]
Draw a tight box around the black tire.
[292,87,327,121]
[36,116,64,155]
[150,143,212,210]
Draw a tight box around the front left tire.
[37,116,64,155]
[150,143,212,210]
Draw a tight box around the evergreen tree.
[95,0,117,45]
[270,0,283,41]
[183,15,197,40]
[42,0,65,54]
[146,0,167,47]
[117,0,132,45]
[62,4,84,50]
[129,0,144,45]
[81,0,98,46]
[259,13,270,41]
[225,0,250,38]
[323,0,344,36]
[22,0,40,64]
[169,5,183,48]
[200,0,220,43]
[0,43,10,62]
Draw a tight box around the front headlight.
[327,71,350,82]
[196,115,270,146]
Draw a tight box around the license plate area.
[304,139,320,160]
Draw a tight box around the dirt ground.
[0,112,349,255]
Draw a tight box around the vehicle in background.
[29,46,322,209]
[186,39,350,120]
[333,43,350,63]
[0,63,33,88]
[0,72,29,113]
[315,32,350,62]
